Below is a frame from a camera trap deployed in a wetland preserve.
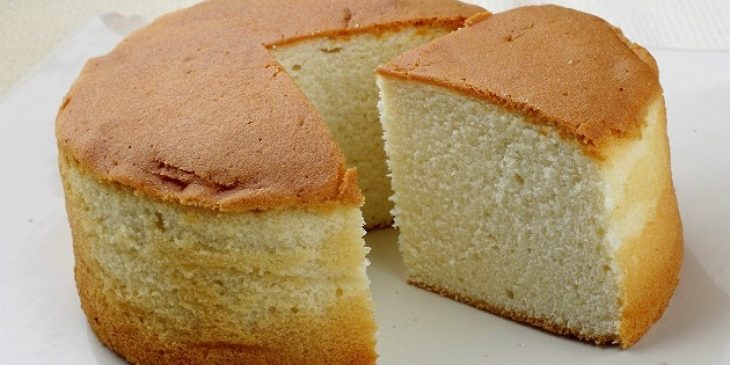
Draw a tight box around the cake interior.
[270,26,453,229]
[61,154,375,363]
[378,77,666,341]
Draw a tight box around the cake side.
[61,150,376,364]
[599,97,683,348]
[617,178,682,348]
[271,26,460,229]
[76,255,376,365]
[377,5,661,157]
[56,0,483,214]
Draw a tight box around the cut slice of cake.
[377,5,683,348]
[56,0,482,363]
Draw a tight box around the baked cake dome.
[56,0,482,363]
[377,5,683,348]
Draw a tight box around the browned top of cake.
[378,5,662,156]
[56,0,483,212]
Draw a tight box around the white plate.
[1,15,729,365]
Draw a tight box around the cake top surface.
[378,5,662,156]
[56,0,483,212]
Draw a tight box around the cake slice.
[377,5,683,348]
[56,0,482,363]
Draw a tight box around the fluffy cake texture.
[271,27,457,228]
[62,152,374,364]
[56,0,483,363]
[377,5,682,348]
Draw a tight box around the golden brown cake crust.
[410,184,683,349]
[617,181,682,348]
[378,5,662,156]
[616,103,683,348]
[55,0,482,213]
[409,280,620,346]
[406,99,682,349]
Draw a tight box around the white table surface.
[1,9,729,365]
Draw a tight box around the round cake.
[57,0,683,361]
[56,0,483,364]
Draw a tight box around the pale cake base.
[409,172,681,347]
[75,255,375,364]
[60,152,376,364]
[409,280,619,345]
